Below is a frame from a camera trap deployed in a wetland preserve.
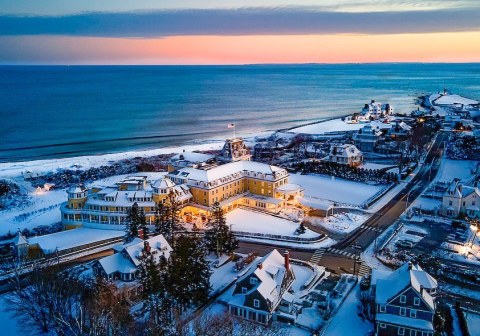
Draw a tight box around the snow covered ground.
[0,295,21,336]
[290,173,385,206]
[226,208,320,239]
[323,283,374,336]
[465,311,480,334]
[435,158,477,183]
[290,118,391,135]
[307,212,370,236]
[409,196,442,212]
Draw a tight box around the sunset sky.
[1,0,479,64]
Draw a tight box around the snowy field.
[226,208,320,239]
[290,119,391,135]
[307,212,370,235]
[290,173,385,206]
[435,158,478,183]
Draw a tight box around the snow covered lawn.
[323,283,374,336]
[436,158,477,183]
[290,119,391,135]
[306,212,370,235]
[290,173,385,206]
[409,196,442,211]
[226,208,320,239]
[29,227,124,253]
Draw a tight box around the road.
[236,131,449,275]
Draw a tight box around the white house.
[93,234,172,282]
[441,178,480,218]
[361,100,394,120]
[327,144,363,167]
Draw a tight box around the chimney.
[138,228,144,240]
[284,250,290,270]
[144,241,151,254]
[257,263,263,270]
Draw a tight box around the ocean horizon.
[1,63,479,163]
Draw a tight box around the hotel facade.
[61,138,303,229]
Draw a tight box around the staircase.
[358,262,372,278]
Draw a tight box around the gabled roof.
[124,235,172,267]
[12,233,28,245]
[230,249,294,310]
[374,263,437,310]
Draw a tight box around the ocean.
[0,63,479,163]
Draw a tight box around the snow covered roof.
[124,234,172,267]
[168,160,287,185]
[12,233,28,246]
[29,228,124,253]
[68,185,86,193]
[170,152,215,163]
[330,144,362,158]
[152,177,175,189]
[230,249,294,310]
[98,253,137,275]
[276,183,303,193]
[374,263,437,310]
[99,234,172,276]
[297,196,333,211]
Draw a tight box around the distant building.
[353,124,383,152]
[441,178,480,218]
[227,249,295,325]
[387,121,412,139]
[218,138,252,162]
[168,151,216,171]
[361,100,394,120]
[372,262,438,336]
[327,144,363,167]
[93,234,172,282]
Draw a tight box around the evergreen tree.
[139,207,148,238]
[125,202,140,242]
[168,234,211,311]
[204,202,238,257]
[154,192,181,246]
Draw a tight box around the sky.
[0,0,479,64]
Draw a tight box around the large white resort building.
[61,138,305,229]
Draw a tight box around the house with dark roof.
[372,262,438,336]
[227,249,295,325]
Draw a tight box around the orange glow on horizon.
[2,32,480,64]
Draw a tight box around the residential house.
[327,144,363,167]
[372,262,438,336]
[353,124,383,152]
[227,249,295,325]
[441,178,480,218]
[93,234,172,282]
